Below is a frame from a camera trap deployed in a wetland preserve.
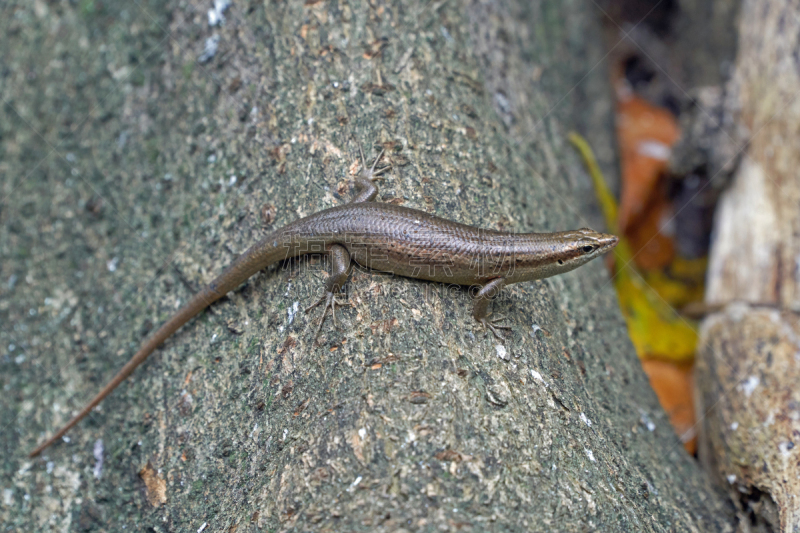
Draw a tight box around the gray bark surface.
[1,0,733,531]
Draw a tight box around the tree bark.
[694,1,800,531]
[1,0,734,531]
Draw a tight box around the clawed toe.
[359,146,391,181]
[304,294,327,314]
[480,318,512,341]
[370,164,391,180]
[306,292,350,338]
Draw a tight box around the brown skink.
[30,151,617,457]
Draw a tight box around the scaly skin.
[29,154,617,457]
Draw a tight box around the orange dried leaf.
[624,193,675,270]
[641,360,697,454]
[616,95,680,262]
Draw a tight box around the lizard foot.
[305,292,351,338]
[479,316,512,341]
[359,145,391,181]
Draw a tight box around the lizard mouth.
[599,234,619,252]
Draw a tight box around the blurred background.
[592,0,739,455]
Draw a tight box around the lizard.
[29,147,618,457]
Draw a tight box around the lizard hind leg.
[304,244,353,338]
[472,277,512,341]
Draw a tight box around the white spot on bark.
[288,301,300,324]
[778,441,795,457]
[495,345,508,360]
[530,369,548,387]
[93,439,104,479]
[639,409,656,431]
[208,0,231,26]
[741,376,759,397]
[347,475,362,492]
[199,35,220,63]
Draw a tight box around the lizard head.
[550,228,618,272]
[504,227,618,283]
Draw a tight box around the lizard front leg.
[305,244,352,338]
[472,277,512,340]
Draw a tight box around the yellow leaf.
[569,133,698,362]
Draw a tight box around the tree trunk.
[1,0,734,531]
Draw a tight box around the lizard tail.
[28,286,224,457]
[28,226,310,457]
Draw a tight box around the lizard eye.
[582,245,594,253]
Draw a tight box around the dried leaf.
[139,461,167,507]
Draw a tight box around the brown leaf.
[138,461,167,507]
